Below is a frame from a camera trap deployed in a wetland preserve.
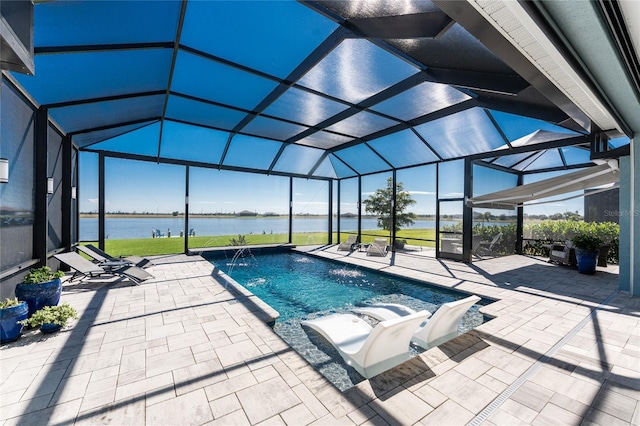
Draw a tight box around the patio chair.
[79,244,154,269]
[153,228,165,238]
[301,310,431,378]
[353,295,481,349]
[474,233,502,257]
[54,252,154,285]
[548,240,577,266]
[366,238,389,257]
[188,228,196,237]
[337,235,359,251]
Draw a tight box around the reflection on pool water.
[214,251,489,391]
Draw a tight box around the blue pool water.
[211,251,488,391]
[224,251,484,322]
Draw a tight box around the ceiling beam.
[347,12,453,39]
[44,90,166,109]
[70,117,161,136]
[35,42,173,54]
[467,135,589,161]
[156,0,188,162]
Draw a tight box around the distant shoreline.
[79,213,441,220]
[81,213,289,219]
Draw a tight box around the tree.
[363,177,417,232]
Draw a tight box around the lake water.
[78,217,511,240]
[79,217,455,240]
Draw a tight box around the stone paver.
[1,250,637,425]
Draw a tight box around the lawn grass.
[92,228,437,257]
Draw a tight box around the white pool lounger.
[301,310,431,379]
[353,295,481,349]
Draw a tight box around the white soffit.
[469,0,622,134]
[620,0,640,65]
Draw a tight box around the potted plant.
[571,234,603,274]
[19,303,78,334]
[0,298,29,343]
[15,266,65,317]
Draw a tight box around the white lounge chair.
[366,238,389,256]
[337,235,359,251]
[301,310,431,378]
[353,295,481,349]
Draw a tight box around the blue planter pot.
[15,279,62,317]
[0,301,28,343]
[575,248,598,274]
[40,323,63,334]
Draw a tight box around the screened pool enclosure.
[1,1,634,283]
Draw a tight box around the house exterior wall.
[618,141,639,296]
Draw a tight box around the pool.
[208,250,490,390]
[222,251,486,321]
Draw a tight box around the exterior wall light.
[0,158,8,183]
[47,177,54,194]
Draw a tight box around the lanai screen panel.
[415,108,506,159]
[367,130,439,168]
[90,124,163,158]
[223,135,282,171]
[50,95,166,134]
[73,121,158,149]
[181,1,338,79]
[561,147,591,166]
[262,87,350,127]
[490,111,580,142]
[0,83,36,270]
[33,0,179,45]
[334,144,390,175]
[328,155,358,179]
[159,122,227,165]
[165,96,246,131]
[48,128,63,252]
[14,49,173,105]
[297,38,419,104]
[273,145,325,176]
[170,51,279,111]
[371,82,472,121]
[313,157,339,179]
[325,111,400,138]
[10,0,594,179]
[242,116,310,142]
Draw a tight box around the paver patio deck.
[1,247,638,425]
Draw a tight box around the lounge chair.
[337,235,359,251]
[54,252,154,285]
[353,295,481,349]
[77,244,153,268]
[474,233,502,257]
[366,238,389,257]
[301,310,431,378]
[153,228,165,238]
[188,228,196,237]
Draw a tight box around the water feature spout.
[228,247,256,274]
